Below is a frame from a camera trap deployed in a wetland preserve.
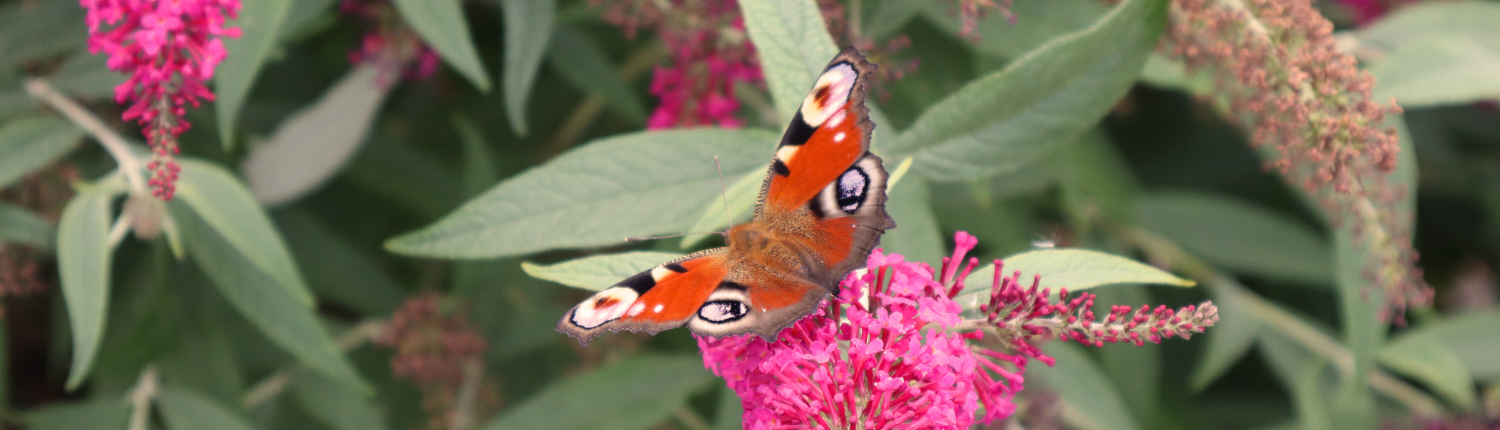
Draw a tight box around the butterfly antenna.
[626,231,728,241]
[715,156,734,230]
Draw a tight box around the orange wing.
[556,249,728,344]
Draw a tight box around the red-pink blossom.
[342,0,441,85]
[698,233,1022,429]
[82,0,240,200]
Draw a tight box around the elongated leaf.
[159,311,244,406]
[159,387,258,430]
[1137,192,1332,286]
[885,0,1166,181]
[456,114,499,197]
[1094,285,1160,421]
[387,129,773,258]
[391,0,491,91]
[0,202,54,248]
[1291,360,1333,430]
[500,0,556,136]
[56,183,120,389]
[215,0,293,148]
[0,116,84,188]
[50,54,124,99]
[921,0,1108,59]
[715,387,743,430]
[1380,310,1500,379]
[479,355,714,430]
[957,249,1194,307]
[172,199,367,391]
[738,0,840,122]
[1189,282,1264,390]
[547,26,647,124]
[277,210,404,316]
[342,137,464,219]
[1378,335,1476,409]
[0,0,87,68]
[682,166,763,248]
[1359,1,1500,48]
[292,369,390,430]
[863,0,925,40]
[242,63,391,206]
[1034,342,1140,430]
[23,399,128,430]
[177,159,314,306]
[523,251,684,292]
[882,175,942,264]
[1369,34,1500,108]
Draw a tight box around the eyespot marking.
[697,300,749,323]
[836,167,869,214]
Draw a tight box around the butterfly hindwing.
[556,249,729,344]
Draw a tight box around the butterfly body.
[558,49,894,344]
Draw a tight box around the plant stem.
[126,366,158,430]
[1115,225,1443,415]
[241,320,386,409]
[24,78,148,196]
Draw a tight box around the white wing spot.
[628,303,645,316]
[650,266,672,281]
[834,132,846,142]
[776,145,799,163]
[653,304,664,313]
[827,110,847,128]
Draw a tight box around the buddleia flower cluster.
[698,232,1218,428]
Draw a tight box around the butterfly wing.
[755,48,896,289]
[556,249,730,344]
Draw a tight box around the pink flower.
[342,0,442,85]
[698,232,1021,429]
[82,0,241,200]
[698,232,1221,428]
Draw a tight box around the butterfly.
[557,48,896,344]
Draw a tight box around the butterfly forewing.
[557,48,895,344]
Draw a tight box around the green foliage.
[5,0,1496,428]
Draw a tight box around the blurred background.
[0,0,1497,429]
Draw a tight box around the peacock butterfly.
[557,48,895,344]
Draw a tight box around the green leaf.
[292,369,391,430]
[456,113,500,197]
[478,355,714,430]
[1189,282,1264,390]
[523,251,684,292]
[1093,285,1160,422]
[176,159,315,306]
[862,0,925,40]
[1137,192,1332,286]
[387,129,774,258]
[921,0,1108,59]
[1380,310,1500,380]
[50,54,124,100]
[885,0,1166,181]
[0,202,54,249]
[547,25,647,124]
[56,183,120,389]
[276,210,404,316]
[681,166,764,248]
[1290,360,1334,430]
[1033,342,1140,430]
[0,89,39,121]
[499,0,556,136]
[1368,34,1500,108]
[1359,1,1500,49]
[1060,130,1136,229]
[1378,334,1476,409]
[391,0,491,91]
[0,0,87,68]
[957,248,1195,306]
[714,387,743,430]
[0,116,84,188]
[241,64,391,206]
[172,198,367,391]
[159,387,258,430]
[215,0,293,148]
[738,0,840,122]
[882,174,943,264]
[159,310,245,406]
[23,399,128,430]
[342,137,464,219]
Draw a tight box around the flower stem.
[1114,224,1443,415]
[23,78,148,196]
[126,366,158,430]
